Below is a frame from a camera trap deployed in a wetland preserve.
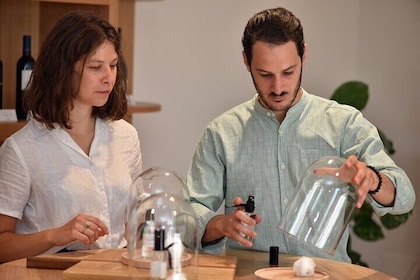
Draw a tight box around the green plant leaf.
[347,236,369,267]
[353,218,385,241]
[347,248,369,267]
[380,210,412,230]
[352,202,373,224]
[378,129,395,155]
[331,80,412,265]
[331,81,369,111]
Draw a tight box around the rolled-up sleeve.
[187,126,227,252]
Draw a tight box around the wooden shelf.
[0,102,161,144]
[125,101,161,122]
[127,101,161,114]
[0,121,27,144]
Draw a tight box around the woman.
[0,11,142,262]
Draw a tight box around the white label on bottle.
[21,69,32,90]
[142,233,154,258]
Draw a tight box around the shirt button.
[280,164,286,170]
[284,198,288,204]
[266,112,271,117]
[278,130,283,135]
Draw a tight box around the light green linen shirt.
[186,89,415,263]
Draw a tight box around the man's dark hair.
[242,7,305,66]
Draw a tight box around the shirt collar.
[252,89,309,123]
[253,94,276,119]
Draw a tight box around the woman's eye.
[284,71,293,76]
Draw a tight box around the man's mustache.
[270,91,287,97]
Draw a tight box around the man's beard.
[252,67,303,113]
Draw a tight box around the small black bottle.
[150,228,168,279]
[16,35,35,120]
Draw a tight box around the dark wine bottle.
[117,28,128,82]
[0,59,3,109]
[16,35,35,120]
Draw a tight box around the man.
[186,7,415,262]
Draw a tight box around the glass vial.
[168,232,184,273]
[150,228,167,280]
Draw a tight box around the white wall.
[132,0,420,279]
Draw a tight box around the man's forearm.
[370,172,396,207]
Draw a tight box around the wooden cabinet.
[0,0,134,109]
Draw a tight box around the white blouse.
[0,118,142,254]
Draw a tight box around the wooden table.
[0,248,397,279]
[223,249,398,280]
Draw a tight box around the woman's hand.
[0,213,109,263]
[48,214,109,246]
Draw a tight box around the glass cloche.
[278,156,358,254]
[124,167,199,279]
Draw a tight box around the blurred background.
[131,1,419,279]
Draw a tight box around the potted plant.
[330,81,412,266]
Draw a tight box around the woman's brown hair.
[24,11,128,129]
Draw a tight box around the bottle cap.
[269,246,279,266]
[245,196,255,213]
[145,208,155,221]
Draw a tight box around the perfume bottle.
[150,228,167,279]
[241,196,256,242]
[141,209,155,258]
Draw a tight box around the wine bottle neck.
[23,36,31,56]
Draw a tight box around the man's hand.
[202,197,262,247]
[313,155,394,208]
